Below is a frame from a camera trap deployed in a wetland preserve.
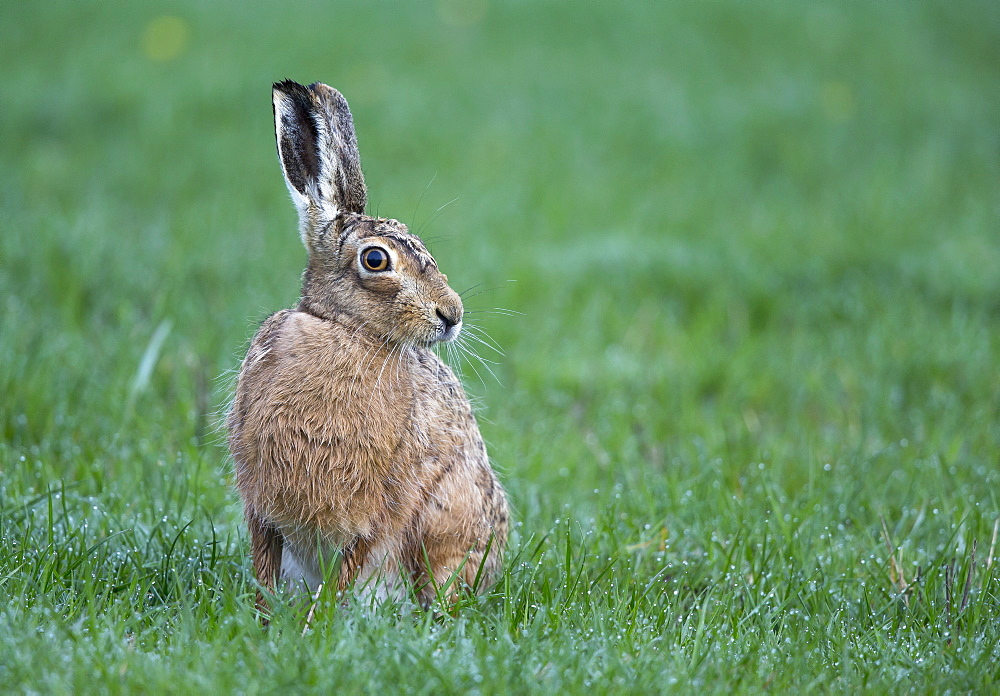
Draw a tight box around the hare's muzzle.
[435,305,463,343]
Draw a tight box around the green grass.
[2,0,1000,691]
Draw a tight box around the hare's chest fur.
[230,310,482,545]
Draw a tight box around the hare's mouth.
[434,308,462,344]
[405,320,460,348]
[439,320,462,344]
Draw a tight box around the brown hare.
[227,80,508,612]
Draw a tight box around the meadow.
[2,1,999,692]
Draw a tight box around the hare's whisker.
[457,335,502,365]
[458,347,487,385]
[458,286,503,301]
[463,344,503,386]
[459,280,517,301]
[463,307,523,317]
[411,171,437,229]
[458,281,491,298]
[416,197,459,237]
[460,326,505,356]
[454,335,503,386]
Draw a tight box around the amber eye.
[361,247,391,272]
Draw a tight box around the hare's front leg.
[416,532,502,607]
[411,503,506,605]
[412,464,507,605]
[246,506,284,613]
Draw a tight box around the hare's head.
[271,80,462,347]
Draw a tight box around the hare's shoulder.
[228,310,293,441]
[234,310,347,399]
[244,309,355,364]
[242,310,294,368]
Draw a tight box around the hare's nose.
[436,307,461,330]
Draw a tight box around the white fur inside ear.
[273,92,312,214]
[273,89,341,249]
[284,180,310,214]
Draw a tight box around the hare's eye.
[361,247,391,272]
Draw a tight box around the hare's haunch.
[227,80,508,611]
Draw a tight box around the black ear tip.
[272,79,308,96]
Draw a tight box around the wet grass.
[2,0,999,691]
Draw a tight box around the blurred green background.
[2,0,999,691]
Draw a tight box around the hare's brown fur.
[227,81,507,610]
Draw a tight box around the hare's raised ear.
[272,80,367,249]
